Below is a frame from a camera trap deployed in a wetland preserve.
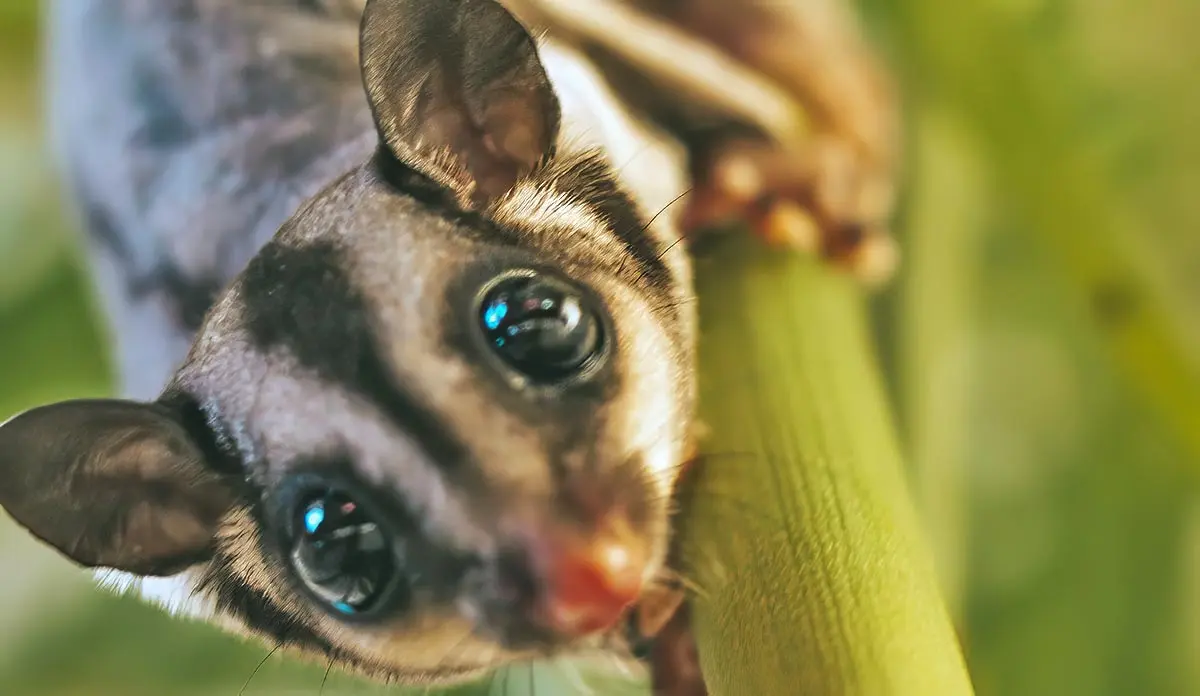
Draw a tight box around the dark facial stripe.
[370,148,679,302]
[237,239,473,470]
[129,64,196,150]
[548,152,676,291]
[72,177,222,332]
[194,550,336,654]
[129,265,224,332]
[72,176,133,263]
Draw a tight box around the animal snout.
[497,514,650,641]
[536,529,647,637]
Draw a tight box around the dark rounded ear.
[0,399,238,576]
[359,0,562,208]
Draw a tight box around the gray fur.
[2,0,696,685]
[47,0,378,399]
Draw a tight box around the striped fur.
[42,0,694,685]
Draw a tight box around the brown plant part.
[625,579,706,695]
[647,602,707,696]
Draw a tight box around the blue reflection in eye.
[484,301,508,330]
[304,506,325,534]
[334,601,355,614]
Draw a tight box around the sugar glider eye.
[286,489,409,618]
[479,272,606,382]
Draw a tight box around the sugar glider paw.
[681,133,899,286]
[645,0,902,285]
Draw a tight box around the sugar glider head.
[0,0,694,684]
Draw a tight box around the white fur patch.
[536,41,689,233]
[94,568,214,620]
[490,179,617,256]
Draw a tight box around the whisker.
[613,629,644,664]
[640,451,764,508]
[613,145,653,177]
[619,188,693,279]
[653,450,762,483]
[683,491,783,526]
[653,568,711,602]
[643,189,694,238]
[650,296,699,315]
[609,651,640,681]
[238,643,281,696]
[432,630,477,675]
[654,234,687,265]
[318,656,334,696]
[686,450,762,468]
[554,657,595,696]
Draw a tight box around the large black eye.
[479,272,605,382]
[287,490,406,617]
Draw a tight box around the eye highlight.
[286,489,409,618]
[478,272,606,382]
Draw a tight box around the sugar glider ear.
[0,399,238,577]
[359,0,562,208]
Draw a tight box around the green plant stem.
[682,234,974,696]
[898,104,989,618]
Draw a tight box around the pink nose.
[534,531,648,637]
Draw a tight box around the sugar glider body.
[6,0,895,691]
[18,0,696,686]
[46,0,691,402]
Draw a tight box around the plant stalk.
[681,233,975,695]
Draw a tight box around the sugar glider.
[0,1,897,693]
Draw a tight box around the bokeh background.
[2,1,1198,694]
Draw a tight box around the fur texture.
[2,0,696,685]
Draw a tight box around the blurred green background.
[1,1,1198,694]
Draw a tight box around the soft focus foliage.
[1,1,1197,694]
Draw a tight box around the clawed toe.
[681,135,898,285]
